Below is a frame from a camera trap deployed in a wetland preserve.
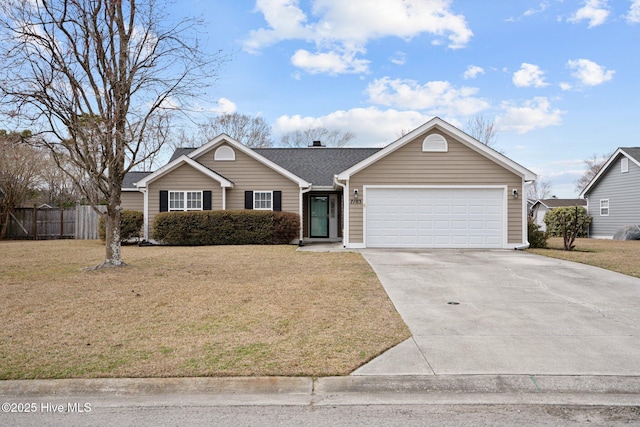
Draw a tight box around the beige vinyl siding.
[147,163,226,231]
[348,129,523,244]
[121,191,144,212]
[192,143,300,212]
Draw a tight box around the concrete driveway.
[354,249,640,376]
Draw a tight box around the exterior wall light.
[512,189,518,199]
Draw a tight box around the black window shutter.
[273,191,282,211]
[159,191,168,212]
[203,191,212,210]
[244,191,253,210]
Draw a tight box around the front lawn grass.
[0,241,410,379]
[527,237,640,278]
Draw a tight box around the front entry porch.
[303,192,342,243]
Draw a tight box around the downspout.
[141,187,149,241]
[222,187,226,210]
[299,185,312,245]
[515,179,534,250]
[333,175,347,247]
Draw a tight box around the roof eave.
[188,134,311,188]
[579,148,628,198]
[134,155,234,189]
[337,117,537,181]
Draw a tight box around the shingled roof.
[254,148,381,186]
[122,171,153,189]
[534,198,586,208]
[620,147,640,163]
[168,146,381,187]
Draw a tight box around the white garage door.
[365,187,504,248]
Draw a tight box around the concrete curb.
[2,375,639,407]
[0,377,312,397]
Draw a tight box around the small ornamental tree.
[544,206,592,251]
[527,220,548,249]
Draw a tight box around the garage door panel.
[366,188,504,248]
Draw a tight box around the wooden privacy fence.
[5,205,106,240]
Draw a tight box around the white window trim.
[621,157,629,173]
[169,190,203,212]
[253,191,273,210]
[600,199,609,216]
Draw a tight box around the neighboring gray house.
[531,198,587,232]
[579,147,640,238]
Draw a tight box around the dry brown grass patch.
[527,237,640,278]
[0,241,409,379]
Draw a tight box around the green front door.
[310,196,329,238]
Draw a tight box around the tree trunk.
[0,208,11,240]
[103,207,124,266]
[97,185,126,268]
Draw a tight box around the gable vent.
[422,133,448,152]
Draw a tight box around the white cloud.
[390,51,406,65]
[627,0,640,23]
[366,77,489,116]
[497,97,565,134]
[291,49,370,75]
[463,65,485,80]
[524,2,550,17]
[512,63,548,88]
[209,98,237,114]
[506,2,550,22]
[567,59,615,86]
[243,0,313,53]
[243,0,473,75]
[559,82,573,91]
[568,0,610,28]
[273,107,430,146]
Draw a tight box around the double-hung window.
[253,191,272,210]
[186,192,202,210]
[599,199,609,216]
[169,191,202,211]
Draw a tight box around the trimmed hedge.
[152,210,300,245]
[99,210,144,241]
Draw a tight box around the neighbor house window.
[169,191,202,211]
[600,199,609,216]
[621,157,629,173]
[253,191,272,210]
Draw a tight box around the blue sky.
[171,0,640,198]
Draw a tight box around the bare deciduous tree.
[39,151,87,207]
[0,131,45,239]
[280,127,355,147]
[465,115,502,152]
[197,113,273,148]
[526,179,552,201]
[575,152,611,194]
[0,0,223,267]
